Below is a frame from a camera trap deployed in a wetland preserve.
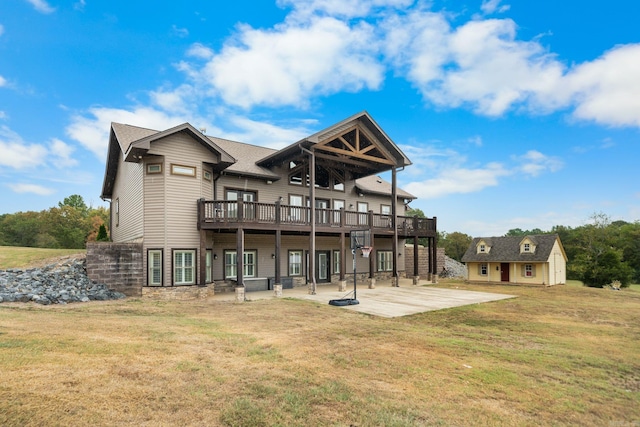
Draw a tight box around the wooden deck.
[197,200,436,237]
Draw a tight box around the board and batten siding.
[111,151,144,243]
[548,240,567,285]
[144,132,220,286]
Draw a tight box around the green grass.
[0,246,86,269]
[0,282,639,426]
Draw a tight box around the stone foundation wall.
[142,285,213,300]
[404,245,446,277]
[86,242,143,297]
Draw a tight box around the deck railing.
[198,199,436,235]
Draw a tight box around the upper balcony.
[197,199,436,238]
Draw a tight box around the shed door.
[500,263,510,282]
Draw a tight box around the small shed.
[461,234,567,286]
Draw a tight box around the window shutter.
[478,264,482,275]
[531,265,536,277]
[521,265,526,277]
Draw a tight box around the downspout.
[300,145,316,295]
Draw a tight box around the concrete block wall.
[86,242,143,296]
[404,245,445,277]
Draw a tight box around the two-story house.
[100,111,437,295]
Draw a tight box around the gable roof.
[101,122,237,199]
[256,111,411,178]
[101,112,417,200]
[461,234,565,263]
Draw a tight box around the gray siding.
[143,132,220,286]
[111,151,144,243]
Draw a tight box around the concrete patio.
[212,278,515,318]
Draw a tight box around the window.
[225,189,257,219]
[479,244,486,253]
[289,194,304,222]
[206,250,212,283]
[377,250,393,272]
[174,250,196,285]
[289,250,303,276]
[380,204,391,215]
[357,202,368,225]
[147,163,162,174]
[224,250,257,279]
[524,264,534,277]
[203,170,212,181]
[148,249,162,286]
[333,250,341,274]
[171,164,196,177]
[523,243,531,253]
[480,263,488,276]
[115,198,119,227]
[333,199,344,223]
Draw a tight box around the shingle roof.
[355,175,416,199]
[111,123,157,153]
[208,136,280,180]
[461,234,562,263]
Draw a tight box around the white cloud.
[404,162,510,199]
[480,0,510,14]
[186,43,214,60]
[24,0,56,14]
[0,126,49,169]
[221,116,312,149]
[0,126,81,170]
[7,183,56,195]
[0,75,6,87]
[277,0,413,20]
[66,106,192,159]
[564,44,640,127]
[0,24,4,36]
[50,138,77,168]
[74,0,86,11]
[172,25,189,38]
[514,150,563,177]
[197,16,383,108]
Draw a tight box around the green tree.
[440,231,472,262]
[58,194,88,217]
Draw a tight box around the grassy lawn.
[0,246,86,269]
[1,281,639,426]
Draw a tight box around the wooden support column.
[340,232,346,281]
[275,230,281,285]
[275,198,282,287]
[304,147,317,295]
[368,210,375,279]
[413,216,419,280]
[391,167,399,286]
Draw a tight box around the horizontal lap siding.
[146,133,219,286]
[112,152,144,242]
[217,167,407,215]
[210,233,398,281]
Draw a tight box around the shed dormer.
[519,236,537,254]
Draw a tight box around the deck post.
[391,167,399,287]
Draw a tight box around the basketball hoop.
[361,246,373,258]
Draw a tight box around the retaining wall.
[404,245,446,278]
[86,242,143,296]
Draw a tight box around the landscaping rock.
[0,258,126,305]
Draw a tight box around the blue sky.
[1,0,639,237]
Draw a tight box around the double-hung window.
[174,250,195,285]
[148,249,162,286]
[289,250,303,276]
[377,250,393,272]
[224,250,257,279]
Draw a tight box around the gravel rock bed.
[0,258,126,305]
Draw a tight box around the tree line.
[407,208,639,288]
[0,195,109,250]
